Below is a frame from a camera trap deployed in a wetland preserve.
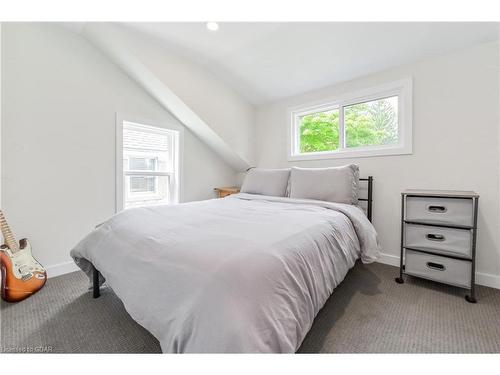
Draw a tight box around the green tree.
[299,98,397,152]
[299,110,339,153]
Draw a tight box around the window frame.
[115,114,183,212]
[288,78,412,161]
[124,152,164,203]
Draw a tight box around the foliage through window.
[299,109,339,153]
[290,80,412,160]
[344,96,398,148]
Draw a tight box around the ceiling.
[123,22,499,105]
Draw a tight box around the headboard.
[359,176,374,222]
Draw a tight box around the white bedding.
[71,193,380,353]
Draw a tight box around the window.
[129,157,157,171]
[289,79,412,160]
[117,121,180,211]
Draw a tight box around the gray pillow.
[240,168,291,197]
[289,165,359,204]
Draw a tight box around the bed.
[71,172,379,353]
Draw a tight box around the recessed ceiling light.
[206,22,219,31]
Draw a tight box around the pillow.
[240,168,291,197]
[289,165,359,204]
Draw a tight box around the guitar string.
[0,211,19,251]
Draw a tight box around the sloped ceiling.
[79,23,253,172]
[65,22,498,172]
[124,22,499,105]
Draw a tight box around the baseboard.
[475,272,500,289]
[377,252,400,267]
[46,261,79,278]
[44,253,500,289]
[376,252,500,290]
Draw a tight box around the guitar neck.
[0,210,19,252]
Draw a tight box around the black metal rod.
[395,194,405,284]
[399,194,405,279]
[92,264,100,299]
[367,176,373,223]
[466,197,479,303]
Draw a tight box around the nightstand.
[396,189,479,303]
[214,186,240,198]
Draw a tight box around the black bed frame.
[91,176,374,298]
[359,176,374,223]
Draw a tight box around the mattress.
[71,193,380,353]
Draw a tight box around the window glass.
[125,175,170,209]
[121,122,178,209]
[344,96,398,148]
[130,176,156,193]
[298,108,339,153]
[128,157,157,171]
[289,79,411,160]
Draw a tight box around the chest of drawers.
[395,189,479,303]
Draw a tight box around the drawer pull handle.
[427,205,447,213]
[426,262,446,271]
[426,233,445,242]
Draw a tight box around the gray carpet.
[1,262,499,353]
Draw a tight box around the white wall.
[1,23,236,275]
[3,23,499,288]
[95,24,257,167]
[256,41,500,287]
[0,22,2,215]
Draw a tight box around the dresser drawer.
[405,250,471,288]
[406,196,473,227]
[405,223,472,258]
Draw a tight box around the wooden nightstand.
[214,186,240,198]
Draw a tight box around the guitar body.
[1,239,47,302]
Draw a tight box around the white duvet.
[71,194,380,353]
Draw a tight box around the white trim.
[115,116,124,212]
[376,251,400,267]
[46,253,500,289]
[376,252,500,290]
[288,78,413,161]
[115,113,184,212]
[289,144,412,161]
[46,261,79,278]
[476,272,500,290]
[124,171,172,177]
[42,251,500,290]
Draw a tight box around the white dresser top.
[402,189,479,198]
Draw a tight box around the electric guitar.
[0,210,46,302]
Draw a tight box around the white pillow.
[240,168,291,197]
[289,165,359,204]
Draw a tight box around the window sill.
[288,144,412,161]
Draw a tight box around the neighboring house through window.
[116,120,180,211]
[288,79,412,160]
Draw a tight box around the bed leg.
[92,265,100,299]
